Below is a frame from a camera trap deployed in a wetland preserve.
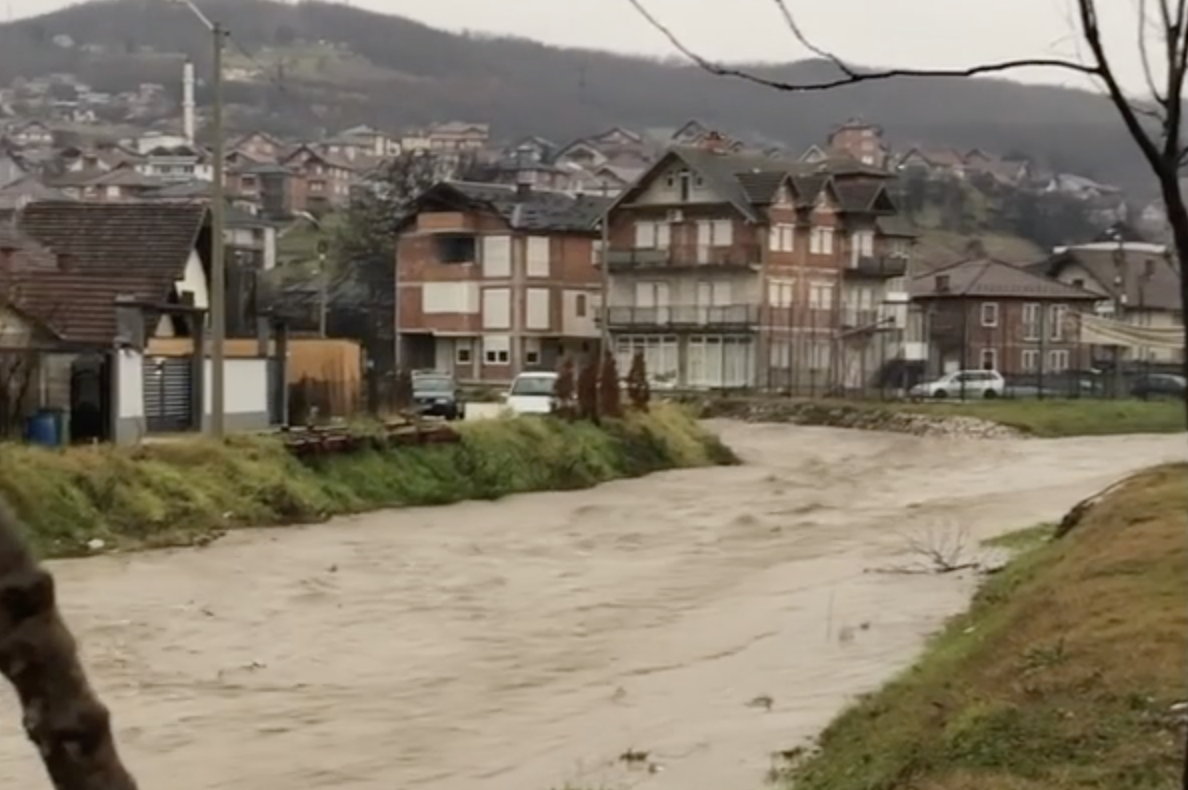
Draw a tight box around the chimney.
[182,59,196,145]
[515,168,532,199]
[935,274,950,293]
[697,130,730,153]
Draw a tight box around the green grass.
[0,404,734,559]
[778,464,1188,790]
[980,523,1055,552]
[699,396,1186,437]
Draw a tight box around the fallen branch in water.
[0,501,138,790]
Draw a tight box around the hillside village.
[0,58,1180,442]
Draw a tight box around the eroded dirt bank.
[0,423,1181,790]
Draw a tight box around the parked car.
[908,370,1006,400]
[411,371,461,420]
[1129,373,1187,400]
[504,371,559,415]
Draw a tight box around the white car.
[909,370,1006,400]
[504,371,559,415]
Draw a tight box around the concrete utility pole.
[176,0,227,437]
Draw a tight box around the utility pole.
[599,181,611,356]
[176,0,226,437]
[317,239,329,337]
[210,20,226,437]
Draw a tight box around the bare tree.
[626,0,1188,340]
[0,501,138,789]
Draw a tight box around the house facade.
[282,144,354,211]
[602,143,917,392]
[395,181,610,382]
[911,257,1100,378]
[1031,240,1183,365]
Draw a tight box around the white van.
[504,371,559,416]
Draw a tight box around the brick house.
[394,181,610,382]
[826,118,889,169]
[910,257,1100,378]
[601,140,916,391]
[281,144,354,212]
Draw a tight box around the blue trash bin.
[24,408,62,448]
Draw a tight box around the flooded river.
[0,422,1181,790]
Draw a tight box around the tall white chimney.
[182,59,196,145]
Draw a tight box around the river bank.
[0,404,734,559]
[692,397,1186,438]
[778,462,1187,790]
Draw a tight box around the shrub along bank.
[779,463,1188,790]
[0,403,735,559]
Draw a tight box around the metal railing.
[606,244,761,269]
[602,304,761,328]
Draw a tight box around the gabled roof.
[283,143,354,171]
[832,181,897,213]
[1031,244,1180,311]
[0,202,208,344]
[401,181,610,234]
[912,257,1100,300]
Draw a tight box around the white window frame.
[1048,349,1070,372]
[809,227,834,255]
[980,302,999,328]
[809,281,834,310]
[768,224,795,252]
[1021,348,1039,372]
[456,343,473,365]
[1049,304,1067,341]
[979,348,998,371]
[483,336,511,366]
[1022,303,1041,340]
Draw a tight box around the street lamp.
[174,0,227,438]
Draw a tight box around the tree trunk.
[0,503,138,790]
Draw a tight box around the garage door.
[143,357,194,433]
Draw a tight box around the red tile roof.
[0,202,207,345]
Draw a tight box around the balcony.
[844,255,909,278]
[602,304,760,329]
[606,244,761,271]
[839,308,883,328]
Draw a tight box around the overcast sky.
[3,0,1167,94]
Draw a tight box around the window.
[980,302,999,327]
[1049,304,1067,341]
[809,227,834,255]
[980,348,998,370]
[1022,303,1041,340]
[809,281,834,310]
[456,345,472,364]
[1048,349,1070,372]
[634,220,671,249]
[436,234,477,264]
[1071,278,1085,289]
[769,224,795,252]
[483,336,511,365]
[575,293,588,317]
[1021,349,1039,372]
[525,350,541,366]
[590,238,604,265]
[768,279,794,308]
[852,230,875,256]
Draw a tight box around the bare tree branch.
[624,0,1101,92]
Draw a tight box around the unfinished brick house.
[394,181,610,382]
[910,257,1100,378]
[601,139,917,392]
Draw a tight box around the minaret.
[182,59,196,145]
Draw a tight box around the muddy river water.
[0,422,1182,790]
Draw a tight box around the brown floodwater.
[0,422,1181,790]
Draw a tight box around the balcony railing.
[840,308,882,328]
[606,244,761,270]
[845,255,909,278]
[602,304,761,328]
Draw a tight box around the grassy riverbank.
[698,396,1185,437]
[779,463,1187,790]
[0,404,735,558]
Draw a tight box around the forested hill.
[0,0,1149,191]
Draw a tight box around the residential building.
[910,257,1099,378]
[136,145,211,183]
[0,145,28,188]
[601,141,916,392]
[232,130,286,162]
[425,122,490,153]
[1030,238,1183,364]
[282,144,354,211]
[826,118,889,169]
[5,120,54,147]
[394,180,610,382]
